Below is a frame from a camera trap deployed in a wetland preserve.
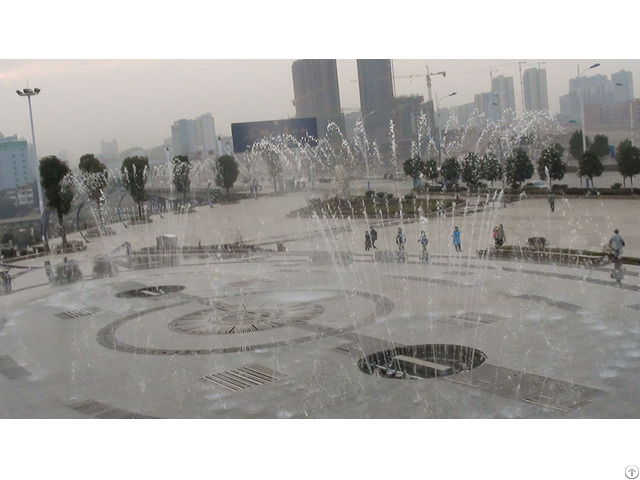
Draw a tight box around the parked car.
[524,181,550,190]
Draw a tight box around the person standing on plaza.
[608,229,625,259]
[548,193,555,212]
[494,224,505,248]
[365,230,372,251]
[452,226,462,252]
[396,227,407,261]
[418,230,429,263]
[370,228,378,249]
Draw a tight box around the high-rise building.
[171,113,218,158]
[100,138,119,169]
[612,70,634,103]
[491,75,516,117]
[560,72,631,126]
[0,135,34,192]
[357,59,395,150]
[523,68,549,111]
[291,59,345,138]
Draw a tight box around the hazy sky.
[2,2,638,166]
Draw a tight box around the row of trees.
[404,132,640,192]
[37,154,240,250]
[569,131,640,189]
[403,143,566,191]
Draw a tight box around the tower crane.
[395,64,446,102]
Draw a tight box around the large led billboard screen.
[231,117,318,153]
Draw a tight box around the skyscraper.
[171,113,218,158]
[491,75,516,117]
[291,59,344,137]
[523,67,549,111]
[0,135,34,191]
[356,59,395,150]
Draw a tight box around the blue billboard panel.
[231,117,318,153]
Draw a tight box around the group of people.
[364,225,465,260]
[364,227,378,251]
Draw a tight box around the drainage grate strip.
[0,355,31,379]
[200,364,286,392]
[55,306,102,319]
[445,363,605,413]
[67,399,157,418]
[436,312,504,328]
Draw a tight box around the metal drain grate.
[200,364,286,392]
[67,399,157,418]
[435,312,504,328]
[55,306,102,319]
[0,355,31,379]
[446,363,605,413]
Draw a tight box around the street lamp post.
[615,82,635,147]
[577,63,600,154]
[16,87,45,217]
[435,92,457,167]
[361,110,375,192]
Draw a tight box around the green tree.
[121,156,149,222]
[569,130,590,186]
[569,130,590,161]
[215,155,240,195]
[423,158,439,185]
[40,155,74,249]
[505,148,533,189]
[402,156,425,182]
[460,152,482,192]
[537,143,566,185]
[578,151,604,188]
[616,140,640,192]
[171,155,191,204]
[481,153,503,187]
[262,149,282,193]
[440,157,460,188]
[589,134,610,159]
[78,153,108,227]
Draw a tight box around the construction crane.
[395,64,446,102]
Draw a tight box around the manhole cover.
[169,301,324,335]
[358,344,486,379]
[115,285,185,298]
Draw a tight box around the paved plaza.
[1,184,640,421]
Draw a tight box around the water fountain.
[0,109,639,425]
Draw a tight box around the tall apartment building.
[356,59,395,151]
[491,75,516,118]
[100,138,119,169]
[291,59,345,138]
[171,113,219,158]
[523,67,549,111]
[612,70,634,103]
[0,135,35,192]
[560,71,634,127]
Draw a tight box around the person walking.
[608,229,625,259]
[365,230,372,251]
[609,229,625,284]
[370,228,378,249]
[418,230,429,263]
[548,193,555,212]
[452,226,462,252]
[396,227,407,261]
[494,224,505,248]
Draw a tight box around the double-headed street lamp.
[577,63,600,153]
[16,87,45,217]
[435,92,457,167]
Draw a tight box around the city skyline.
[1,59,639,166]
